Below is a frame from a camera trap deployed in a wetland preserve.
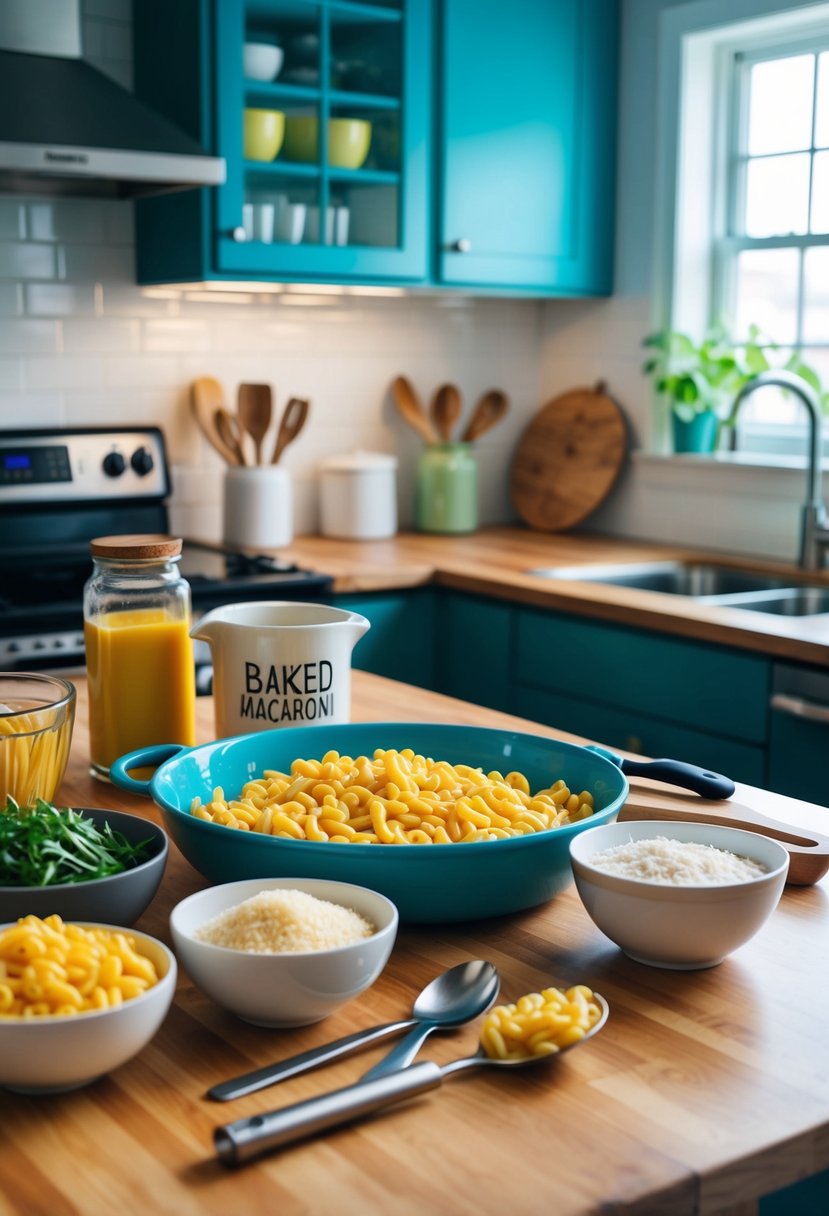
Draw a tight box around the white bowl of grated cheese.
[170,877,398,1027]
[569,821,789,970]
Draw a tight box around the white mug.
[191,601,370,736]
[223,466,293,550]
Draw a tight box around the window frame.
[655,0,829,456]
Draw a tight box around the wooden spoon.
[430,384,462,443]
[618,791,829,886]
[237,383,272,465]
[214,407,247,466]
[392,376,440,444]
[461,389,510,443]
[190,377,240,464]
[271,397,310,463]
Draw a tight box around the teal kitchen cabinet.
[135,1,618,295]
[437,0,618,294]
[512,606,771,786]
[135,0,431,286]
[332,590,438,690]
[768,663,829,808]
[435,590,514,711]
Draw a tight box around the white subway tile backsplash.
[25,284,98,317]
[0,202,24,241]
[26,355,108,391]
[0,393,65,427]
[0,359,24,391]
[0,243,57,280]
[29,201,110,245]
[0,320,60,355]
[59,243,135,282]
[0,283,22,315]
[141,319,211,353]
[62,318,140,353]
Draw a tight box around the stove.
[0,426,334,686]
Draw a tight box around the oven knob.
[102,451,126,477]
[131,446,154,477]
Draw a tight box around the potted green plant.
[642,324,772,453]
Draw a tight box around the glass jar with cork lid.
[83,534,196,780]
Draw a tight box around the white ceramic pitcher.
[191,601,370,739]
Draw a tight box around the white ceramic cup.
[223,466,293,550]
[276,199,307,244]
[190,602,370,736]
[252,202,275,243]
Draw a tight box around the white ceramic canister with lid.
[319,451,398,540]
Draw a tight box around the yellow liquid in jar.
[85,608,196,775]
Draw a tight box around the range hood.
[0,0,225,198]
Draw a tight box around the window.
[719,43,829,428]
[664,3,829,453]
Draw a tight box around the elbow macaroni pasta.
[189,747,595,844]
[480,985,602,1059]
[0,915,160,1018]
[0,708,73,807]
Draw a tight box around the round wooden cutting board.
[510,382,628,531]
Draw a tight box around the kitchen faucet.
[728,370,829,570]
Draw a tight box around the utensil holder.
[415,443,478,534]
[223,466,293,550]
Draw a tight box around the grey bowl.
[0,808,168,925]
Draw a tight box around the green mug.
[415,443,478,534]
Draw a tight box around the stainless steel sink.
[526,561,829,616]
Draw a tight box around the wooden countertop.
[4,676,829,1216]
[275,526,829,668]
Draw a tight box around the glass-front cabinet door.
[214,0,429,282]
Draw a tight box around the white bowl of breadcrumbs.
[170,877,398,1026]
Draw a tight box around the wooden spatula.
[392,376,440,444]
[190,377,241,464]
[271,397,310,463]
[461,388,509,442]
[237,383,272,465]
[619,785,829,886]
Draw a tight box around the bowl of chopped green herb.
[0,799,168,924]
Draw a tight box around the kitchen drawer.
[516,608,771,745]
[514,684,766,786]
[332,590,437,691]
[768,663,829,807]
[435,590,514,711]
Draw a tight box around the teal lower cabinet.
[513,606,772,787]
[514,685,767,785]
[435,591,514,711]
[768,663,829,808]
[332,590,437,692]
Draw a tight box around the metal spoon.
[214,993,609,1166]
[208,960,499,1102]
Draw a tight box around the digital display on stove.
[0,445,71,485]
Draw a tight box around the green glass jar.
[415,443,478,534]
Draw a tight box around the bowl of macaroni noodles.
[111,722,630,923]
[0,672,76,806]
[0,915,177,1093]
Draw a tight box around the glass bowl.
[0,672,77,806]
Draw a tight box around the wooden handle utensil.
[237,383,272,465]
[271,397,310,463]
[214,407,247,467]
[430,384,462,443]
[461,388,509,442]
[190,377,241,465]
[392,376,440,444]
